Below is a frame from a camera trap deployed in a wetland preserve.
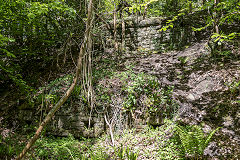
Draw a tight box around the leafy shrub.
[116,67,178,119]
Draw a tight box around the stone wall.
[104,17,166,53]
[17,101,105,138]
[47,105,104,138]
[103,16,193,54]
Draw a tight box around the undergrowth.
[85,119,182,160]
[95,66,179,125]
[175,125,220,159]
[0,119,219,160]
[33,134,83,160]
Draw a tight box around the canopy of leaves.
[0,0,77,93]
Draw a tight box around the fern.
[115,146,138,160]
[204,127,220,150]
[175,125,220,158]
[176,126,193,154]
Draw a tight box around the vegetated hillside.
[92,38,240,158]
[1,0,240,159]
[127,41,240,158]
[2,39,239,160]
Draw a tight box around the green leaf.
[204,127,221,149]
[1,49,16,58]
[27,12,35,19]
[214,37,220,42]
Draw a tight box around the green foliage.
[115,145,138,160]
[175,125,220,158]
[0,64,33,93]
[120,70,152,112]
[0,34,15,57]
[89,120,182,160]
[100,0,198,18]
[193,1,240,56]
[178,56,189,65]
[0,134,25,158]
[225,79,240,95]
[211,32,237,44]
[0,0,77,93]
[0,33,32,92]
[33,134,83,160]
[209,32,240,56]
[160,12,185,32]
[114,67,177,118]
[127,0,158,15]
[32,74,73,107]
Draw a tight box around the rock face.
[102,17,240,158]
[133,45,240,158]
[104,17,167,53]
[103,16,194,54]
[47,106,105,138]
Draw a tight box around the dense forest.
[0,0,240,159]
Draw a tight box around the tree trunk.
[16,0,94,159]
[121,18,125,52]
[214,0,219,34]
[113,2,118,54]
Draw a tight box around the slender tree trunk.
[16,0,94,159]
[209,0,220,56]
[121,18,125,52]
[214,0,219,34]
[113,2,118,54]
